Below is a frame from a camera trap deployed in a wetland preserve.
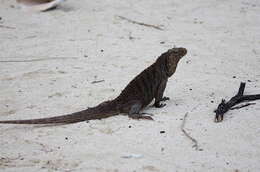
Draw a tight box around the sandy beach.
[0,0,260,171]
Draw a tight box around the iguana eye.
[168,48,179,55]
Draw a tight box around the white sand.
[0,0,260,171]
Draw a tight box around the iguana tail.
[0,100,119,124]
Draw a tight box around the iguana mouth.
[179,47,187,56]
[168,47,187,58]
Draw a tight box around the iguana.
[0,47,187,124]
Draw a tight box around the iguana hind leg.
[123,101,153,120]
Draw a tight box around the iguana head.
[165,47,187,77]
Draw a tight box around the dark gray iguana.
[0,47,187,124]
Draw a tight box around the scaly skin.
[0,47,187,124]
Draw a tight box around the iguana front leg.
[154,79,169,108]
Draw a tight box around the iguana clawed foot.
[128,113,154,120]
[161,97,170,101]
[154,97,170,108]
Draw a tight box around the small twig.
[0,154,21,162]
[91,80,105,84]
[0,24,15,29]
[214,82,260,122]
[180,104,201,151]
[0,57,78,63]
[181,112,199,150]
[117,15,164,30]
[230,103,256,110]
[237,82,245,96]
